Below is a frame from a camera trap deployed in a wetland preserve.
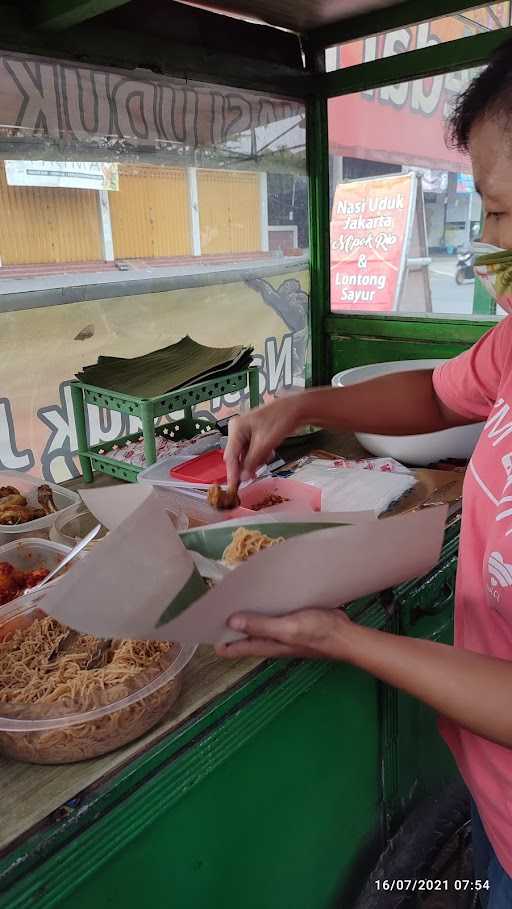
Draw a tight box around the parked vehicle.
[455,246,475,284]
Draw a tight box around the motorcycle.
[455,246,475,285]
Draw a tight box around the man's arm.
[218,610,512,749]
[225,370,475,485]
[292,370,470,435]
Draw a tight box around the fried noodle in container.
[0,585,195,764]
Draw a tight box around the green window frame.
[306,21,512,383]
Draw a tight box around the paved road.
[429,256,474,315]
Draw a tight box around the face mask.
[475,248,512,314]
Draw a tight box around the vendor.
[218,39,512,908]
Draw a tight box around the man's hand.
[217,604,512,749]
[215,607,352,660]
[224,395,304,488]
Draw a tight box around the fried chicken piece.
[0,562,49,604]
[207,484,222,508]
[0,486,21,499]
[0,494,27,512]
[0,498,26,520]
[37,484,58,514]
[0,506,45,525]
[207,484,240,510]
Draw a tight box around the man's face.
[469,116,512,250]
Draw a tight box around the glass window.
[0,53,309,481]
[328,69,492,317]
[325,3,511,70]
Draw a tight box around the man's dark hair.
[449,36,512,150]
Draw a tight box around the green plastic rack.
[70,365,260,484]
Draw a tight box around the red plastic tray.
[170,449,227,485]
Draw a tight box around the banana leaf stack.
[76,336,254,398]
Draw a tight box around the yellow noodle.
[0,616,181,764]
[222,527,285,565]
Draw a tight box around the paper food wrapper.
[289,452,464,518]
[34,485,448,645]
[318,470,416,517]
[282,456,416,518]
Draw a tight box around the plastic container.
[139,455,211,491]
[138,458,244,526]
[238,477,321,514]
[50,507,188,545]
[170,449,227,485]
[50,510,109,547]
[140,461,320,522]
[332,360,484,466]
[0,538,87,608]
[0,471,81,544]
[0,588,196,764]
[0,538,73,573]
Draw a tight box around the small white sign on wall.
[4,160,119,191]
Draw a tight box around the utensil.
[22,523,101,594]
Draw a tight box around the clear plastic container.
[50,510,109,547]
[0,471,81,545]
[138,453,214,491]
[0,587,196,764]
[0,537,88,608]
[0,537,72,572]
[51,508,187,544]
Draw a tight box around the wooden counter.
[1,648,266,852]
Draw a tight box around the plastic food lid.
[170,449,227,485]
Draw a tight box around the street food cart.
[0,2,508,907]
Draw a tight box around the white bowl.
[332,359,484,466]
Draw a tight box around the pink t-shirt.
[433,315,512,874]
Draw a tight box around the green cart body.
[1,0,506,906]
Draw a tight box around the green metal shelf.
[70,366,260,483]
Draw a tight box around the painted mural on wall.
[0,270,310,482]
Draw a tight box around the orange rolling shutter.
[109,165,191,259]
[197,170,261,255]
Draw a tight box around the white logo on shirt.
[487,552,512,602]
[471,399,512,534]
